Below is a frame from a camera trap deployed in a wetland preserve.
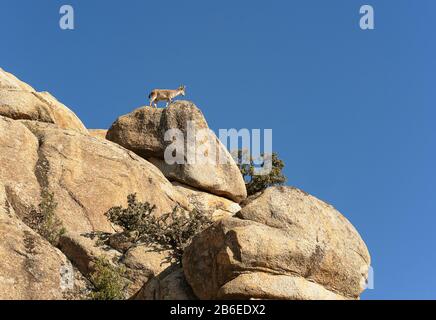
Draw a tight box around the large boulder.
[183,186,370,300]
[19,121,190,234]
[0,213,87,300]
[1,116,189,235]
[106,101,247,203]
[0,67,87,134]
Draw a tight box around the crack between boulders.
[32,132,50,191]
[220,207,237,214]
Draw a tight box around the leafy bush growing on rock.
[236,150,286,196]
[89,257,126,300]
[23,189,65,246]
[104,194,212,264]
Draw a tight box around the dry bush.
[104,194,212,264]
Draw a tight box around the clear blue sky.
[1,0,435,300]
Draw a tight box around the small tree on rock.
[236,150,286,196]
[104,194,212,265]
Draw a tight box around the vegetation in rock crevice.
[89,257,126,300]
[103,194,213,265]
[23,189,65,246]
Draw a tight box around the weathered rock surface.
[218,273,347,300]
[0,117,41,219]
[106,101,247,203]
[0,68,87,134]
[122,245,172,278]
[1,117,189,235]
[183,186,370,300]
[0,214,86,299]
[121,245,173,295]
[134,265,197,300]
[58,232,121,277]
[172,182,240,220]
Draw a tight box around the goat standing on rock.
[148,85,186,108]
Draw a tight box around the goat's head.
[178,85,186,96]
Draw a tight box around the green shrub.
[89,257,126,300]
[24,189,65,246]
[236,150,286,196]
[105,194,212,264]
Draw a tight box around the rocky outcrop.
[0,108,191,298]
[4,120,189,234]
[106,102,247,203]
[0,68,371,301]
[0,68,87,134]
[183,186,370,300]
